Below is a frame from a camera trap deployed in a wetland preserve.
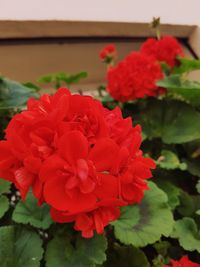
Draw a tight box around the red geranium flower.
[141,36,184,67]
[99,44,116,62]
[0,88,155,237]
[163,256,200,267]
[106,52,163,102]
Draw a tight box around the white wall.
[0,0,200,26]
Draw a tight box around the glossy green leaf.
[0,180,11,195]
[157,75,200,106]
[12,191,53,229]
[103,244,150,267]
[139,99,200,143]
[0,195,9,219]
[113,182,174,247]
[173,58,200,74]
[171,217,200,252]
[0,77,39,109]
[0,226,43,267]
[46,233,107,267]
[156,150,187,170]
[156,181,180,210]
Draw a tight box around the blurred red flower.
[106,52,163,102]
[141,36,184,67]
[99,44,116,62]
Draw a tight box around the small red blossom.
[141,36,184,67]
[99,44,116,62]
[163,256,200,267]
[0,88,155,238]
[106,52,163,102]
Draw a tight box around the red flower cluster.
[99,44,116,62]
[0,88,155,238]
[106,52,163,102]
[141,36,183,67]
[163,256,200,267]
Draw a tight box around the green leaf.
[0,180,11,195]
[112,181,174,247]
[139,99,200,144]
[64,72,88,85]
[171,217,200,253]
[156,150,187,170]
[156,181,180,210]
[196,209,200,215]
[0,195,9,219]
[161,63,171,76]
[152,241,171,267]
[38,71,88,88]
[12,191,53,229]
[23,82,41,92]
[185,158,200,178]
[46,233,107,267]
[0,226,43,267]
[0,77,39,109]
[97,94,114,104]
[173,58,200,74]
[157,75,200,107]
[197,180,200,193]
[153,241,171,257]
[177,191,196,217]
[103,244,150,267]
[192,195,200,212]
[38,75,53,83]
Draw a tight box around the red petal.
[65,175,78,189]
[110,147,129,175]
[89,138,119,171]
[141,157,156,169]
[14,168,35,200]
[95,173,119,199]
[24,156,41,174]
[75,213,93,231]
[94,210,104,234]
[44,176,70,211]
[101,206,120,222]
[80,177,95,194]
[50,208,76,223]
[0,171,15,183]
[32,178,44,205]
[81,230,94,238]
[39,155,66,182]
[44,176,96,212]
[10,134,27,160]
[58,131,88,164]
[66,192,96,213]
[0,141,17,169]
[51,92,70,121]
[97,198,126,207]
[76,159,89,182]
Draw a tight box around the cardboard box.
[0,20,199,91]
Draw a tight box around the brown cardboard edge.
[0,20,196,39]
[188,26,200,58]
